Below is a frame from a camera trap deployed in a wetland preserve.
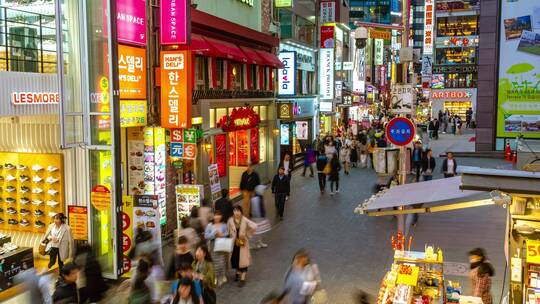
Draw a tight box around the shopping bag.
[360,154,367,167]
[311,289,328,304]
[322,163,331,175]
[213,237,234,253]
[254,219,272,235]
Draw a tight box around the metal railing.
[0,6,65,73]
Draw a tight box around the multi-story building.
[430,0,480,119]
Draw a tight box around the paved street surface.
[217,131,509,304]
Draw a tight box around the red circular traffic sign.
[386,117,415,146]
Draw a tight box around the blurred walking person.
[251,185,271,249]
[279,153,294,179]
[468,248,494,304]
[411,142,423,182]
[74,243,107,303]
[240,163,261,216]
[339,144,351,175]
[350,137,359,168]
[328,153,342,195]
[52,263,79,304]
[128,258,152,304]
[302,146,316,177]
[193,245,216,304]
[166,236,195,280]
[272,167,291,220]
[324,137,336,159]
[284,249,323,304]
[228,206,257,287]
[316,152,328,194]
[204,211,229,286]
[466,107,473,128]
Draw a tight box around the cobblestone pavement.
[216,132,509,304]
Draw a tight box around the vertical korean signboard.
[320,0,335,24]
[497,0,540,139]
[143,127,167,225]
[161,51,192,129]
[118,45,147,99]
[278,51,296,96]
[160,0,190,45]
[319,48,334,100]
[374,39,384,66]
[116,0,147,46]
[422,0,434,78]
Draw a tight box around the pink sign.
[160,0,190,45]
[117,0,147,46]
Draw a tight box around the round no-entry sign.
[386,117,415,146]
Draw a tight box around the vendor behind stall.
[468,248,495,304]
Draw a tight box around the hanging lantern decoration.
[217,106,261,132]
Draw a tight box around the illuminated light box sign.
[431,90,473,99]
[217,106,261,132]
[160,0,190,45]
[117,0,147,46]
[118,45,147,99]
[319,48,334,100]
[11,92,59,105]
[278,51,296,96]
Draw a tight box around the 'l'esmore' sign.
[278,51,296,96]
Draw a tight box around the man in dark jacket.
[166,236,194,280]
[278,153,294,179]
[441,151,458,178]
[411,142,423,182]
[239,163,260,216]
[271,167,290,220]
[315,152,328,194]
[52,263,79,303]
[214,188,233,222]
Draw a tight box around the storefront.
[430,88,476,120]
[277,98,317,157]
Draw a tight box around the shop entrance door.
[227,128,260,197]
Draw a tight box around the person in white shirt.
[42,213,74,270]
[441,152,458,178]
[279,153,294,179]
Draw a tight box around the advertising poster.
[250,128,259,164]
[118,45,146,99]
[320,26,335,48]
[133,195,162,264]
[160,0,190,45]
[68,206,88,241]
[390,84,414,114]
[208,164,221,201]
[497,0,540,138]
[176,185,203,225]
[121,196,133,277]
[116,0,146,46]
[215,134,227,177]
[143,127,167,224]
[278,51,296,96]
[127,127,145,195]
[295,121,309,140]
[280,124,290,145]
[319,48,334,100]
[160,51,192,129]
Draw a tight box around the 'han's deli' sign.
[11,92,59,105]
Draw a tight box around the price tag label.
[526,240,540,264]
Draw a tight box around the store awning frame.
[204,37,248,63]
[255,50,285,69]
[355,176,493,216]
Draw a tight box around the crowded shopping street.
[1,0,540,303]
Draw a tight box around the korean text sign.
[160,0,190,45]
[319,48,334,100]
[160,51,192,129]
[423,0,434,55]
[117,0,146,46]
[118,45,147,99]
[278,51,296,96]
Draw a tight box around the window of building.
[209,108,216,128]
[250,65,257,90]
[230,63,243,90]
[194,57,207,90]
[215,59,224,89]
[436,15,479,37]
[279,9,293,39]
[444,72,477,88]
[435,47,477,65]
[296,16,315,45]
[349,0,391,24]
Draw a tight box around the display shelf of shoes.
[0,152,64,234]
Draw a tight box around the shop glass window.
[435,47,477,65]
[209,108,216,128]
[279,9,293,39]
[90,115,112,146]
[194,56,206,90]
[296,16,315,45]
[253,106,259,116]
[228,132,236,166]
[436,15,478,37]
[349,0,391,24]
[231,63,243,90]
[260,106,267,121]
[216,108,226,123]
[259,128,266,163]
[444,72,477,88]
[236,130,249,166]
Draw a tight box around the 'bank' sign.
[278,51,296,96]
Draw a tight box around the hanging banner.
[319,48,334,100]
[353,47,366,94]
[278,51,296,96]
[160,51,192,129]
[121,196,134,277]
[118,45,146,99]
[497,0,540,139]
[208,164,222,201]
[116,0,147,46]
[423,0,434,55]
[215,134,227,177]
[374,39,384,66]
[68,206,88,241]
[320,26,335,48]
[421,54,433,77]
[160,0,190,45]
[320,0,336,24]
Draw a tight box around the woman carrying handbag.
[227,206,257,287]
[204,210,230,287]
[41,213,74,270]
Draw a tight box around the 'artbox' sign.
[160,51,192,129]
[160,0,190,45]
[278,51,296,96]
[117,0,146,46]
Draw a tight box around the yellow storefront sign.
[526,240,540,264]
[120,100,147,127]
[370,29,391,40]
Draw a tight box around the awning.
[182,34,217,56]
[204,37,248,63]
[356,176,492,216]
[239,46,265,65]
[255,50,285,69]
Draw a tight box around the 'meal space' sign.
[278,51,296,96]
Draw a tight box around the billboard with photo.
[497,0,540,138]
